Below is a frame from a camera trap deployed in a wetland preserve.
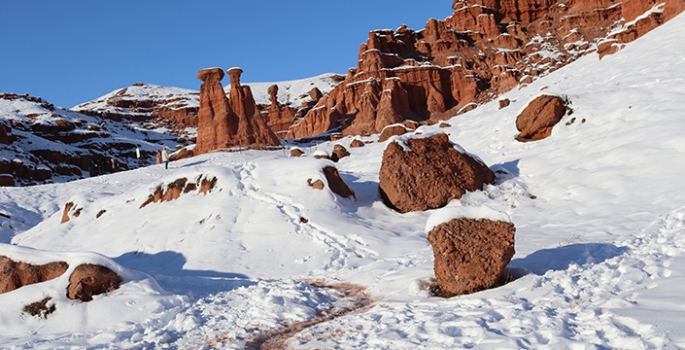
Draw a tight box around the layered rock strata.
[286,0,684,139]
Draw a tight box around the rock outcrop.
[67,264,122,301]
[516,95,567,142]
[0,256,69,295]
[427,217,516,296]
[308,166,355,199]
[379,133,495,213]
[600,0,685,59]
[285,0,683,139]
[378,124,410,143]
[331,144,350,162]
[263,84,298,137]
[140,176,218,208]
[195,68,281,155]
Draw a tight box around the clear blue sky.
[0,1,453,108]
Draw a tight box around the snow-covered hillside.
[224,72,344,107]
[1,12,685,349]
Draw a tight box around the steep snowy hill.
[1,12,684,350]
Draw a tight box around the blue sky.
[0,1,453,108]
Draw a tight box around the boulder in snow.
[67,264,122,302]
[0,256,69,295]
[331,144,350,162]
[379,133,495,213]
[515,95,566,142]
[307,166,355,199]
[427,217,516,296]
[378,124,410,142]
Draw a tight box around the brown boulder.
[515,95,566,142]
[307,178,325,190]
[0,174,14,187]
[427,217,516,296]
[378,124,410,142]
[0,256,69,295]
[350,139,365,148]
[379,133,495,213]
[0,125,9,145]
[307,166,355,199]
[331,144,350,162]
[323,166,355,199]
[67,264,122,301]
[290,148,305,157]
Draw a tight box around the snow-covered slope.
[71,84,200,116]
[1,13,685,349]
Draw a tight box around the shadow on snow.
[114,250,254,299]
[510,243,628,276]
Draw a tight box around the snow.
[1,12,685,349]
[224,73,342,107]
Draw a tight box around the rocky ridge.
[286,0,685,139]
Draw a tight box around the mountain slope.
[0,11,684,349]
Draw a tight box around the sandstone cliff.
[287,0,684,139]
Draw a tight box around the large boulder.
[379,133,495,213]
[0,256,69,295]
[515,94,566,142]
[427,217,516,296]
[67,264,122,301]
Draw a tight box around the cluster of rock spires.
[283,0,685,139]
[194,67,281,155]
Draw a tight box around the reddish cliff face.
[287,0,683,139]
[195,68,281,156]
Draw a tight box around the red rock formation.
[286,0,682,139]
[0,125,9,145]
[427,217,516,295]
[140,176,218,208]
[195,68,236,155]
[195,67,281,155]
[61,202,76,224]
[263,84,298,138]
[379,133,495,213]
[516,95,567,142]
[67,264,121,302]
[0,256,69,295]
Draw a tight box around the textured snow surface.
[1,13,685,349]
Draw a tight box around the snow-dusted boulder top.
[379,132,496,213]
